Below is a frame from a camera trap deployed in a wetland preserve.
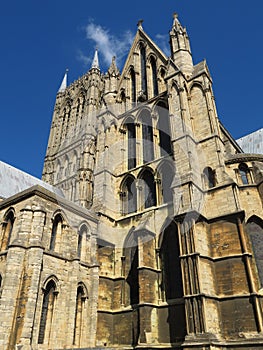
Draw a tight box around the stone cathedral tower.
[1,13,263,350]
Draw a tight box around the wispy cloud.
[155,34,170,57]
[78,21,134,69]
[77,49,92,66]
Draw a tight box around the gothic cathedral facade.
[1,13,263,350]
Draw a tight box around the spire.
[91,48,100,70]
[108,56,120,76]
[58,69,68,93]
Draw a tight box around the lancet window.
[150,56,158,97]
[121,176,137,215]
[49,214,63,251]
[1,210,15,251]
[203,167,216,189]
[38,280,57,344]
[141,112,154,163]
[73,284,86,346]
[124,118,136,170]
[140,169,156,209]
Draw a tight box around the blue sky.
[0,1,262,178]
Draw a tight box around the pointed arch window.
[72,151,78,173]
[38,280,57,344]
[130,68,136,103]
[77,225,88,259]
[121,176,137,215]
[56,161,61,181]
[64,156,69,177]
[239,163,250,185]
[140,170,156,209]
[124,118,136,169]
[159,222,187,342]
[50,214,63,251]
[76,98,81,115]
[73,284,86,346]
[141,112,154,163]
[203,167,216,189]
[157,103,172,156]
[140,45,147,99]
[127,245,139,305]
[150,56,158,97]
[1,210,15,251]
[160,222,184,300]
[159,163,174,203]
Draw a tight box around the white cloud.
[77,49,92,66]
[80,21,134,69]
[155,34,170,57]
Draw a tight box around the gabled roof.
[0,160,63,200]
[117,26,169,87]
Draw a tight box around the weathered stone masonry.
[0,12,263,350]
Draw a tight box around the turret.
[169,13,193,76]
[104,56,120,105]
[86,49,103,115]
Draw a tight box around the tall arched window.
[159,222,186,342]
[203,167,216,189]
[121,176,137,215]
[150,56,158,97]
[157,103,172,156]
[239,163,250,185]
[50,214,63,251]
[38,280,57,344]
[77,225,88,259]
[1,210,15,251]
[140,169,156,209]
[64,156,69,177]
[73,285,86,346]
[130,68,136,103]
[140,45,147,99]
[76,98,81,115]
[159,162,174,203]
[72,151,78,173]
[141,111,154,163]
[124,118,136,169]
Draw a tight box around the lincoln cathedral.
[1,13,263,350]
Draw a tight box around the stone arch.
[73,282,88,346]
[49,211,68,253]
[38,277,59,344]
[138,167,156,209]
[156,160,175,204]
[1,208,15,251]
[239,162,251,185]
[120,174,137,215]
[158,220,187,343]
[77,222,91,261]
